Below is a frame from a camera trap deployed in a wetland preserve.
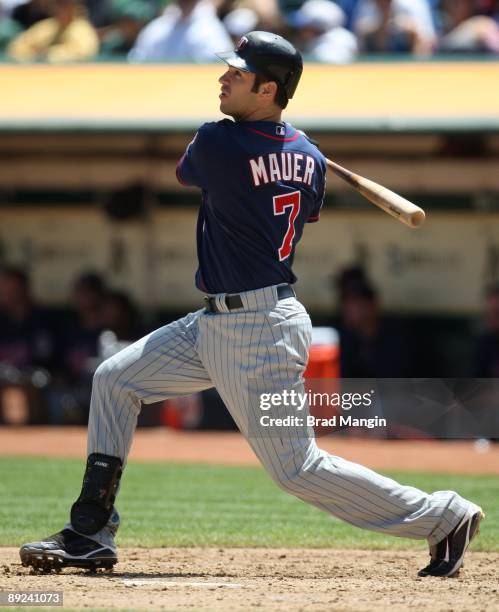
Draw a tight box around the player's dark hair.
[251,73,289,109]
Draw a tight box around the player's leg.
[200,287,482,577]
[20,310,213,572]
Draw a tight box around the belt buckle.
[203,295,217,312]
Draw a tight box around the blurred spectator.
[1,0,48,52]
[335,0,361,30]
[472,283,499,376]
[102,290,143,342]
[47,276,139,425]
[59,272,106,382]
[0,266,55,371]
[223,8,259,43]
[334,264,369,298]
[483,0,499,23]
[335,270,413,377]
[10,0,51,28]
[100,0,156,54]
[1,0,28,14]
[215,0,281,32]
[277,0,303,15]
[84,0,113,27]
[7,0,99,63]
[128,0,232,62]
[353,0,436,56]
[290,0,358,63]
[246,0,282,30]
[0,15,23,51]
[438,0,499,54]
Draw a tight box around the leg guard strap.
[70,453,123,535]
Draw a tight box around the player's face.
[218,66,259,119]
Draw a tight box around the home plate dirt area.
[1,547,498,611]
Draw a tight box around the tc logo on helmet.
[236,36,248,52]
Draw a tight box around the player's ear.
[260,81,277,101]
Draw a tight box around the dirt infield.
[2,428,498,610]
[0,426,498,474]
[2,547,498,611]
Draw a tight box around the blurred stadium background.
[1,0,499,432]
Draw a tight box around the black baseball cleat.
[20,528,117,573]
[418,505,484,578]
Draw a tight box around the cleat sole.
[20,550,117,573]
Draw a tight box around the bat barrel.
[410,209,426,228]
[326,158,426,229]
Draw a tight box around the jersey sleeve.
[307,155,327,223]
[176,123,216,189]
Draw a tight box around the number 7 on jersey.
[273,191,301,261]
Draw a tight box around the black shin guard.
[70,453,122,535]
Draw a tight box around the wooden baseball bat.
[326,158,426,229]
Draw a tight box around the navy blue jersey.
[176,119,326,294]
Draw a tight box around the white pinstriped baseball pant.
[86,284,471,545]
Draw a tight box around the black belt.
[204,284,295,313]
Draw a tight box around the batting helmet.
[216,31,303,101]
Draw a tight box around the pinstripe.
[229,314,237,425]
[103,343,145,438]
[250,315,410,525]
[88,312,212,459]
[238,310,250,433]
[264,309,302,488]
[86,285,474,546]
[100,337,164,446]
[202,298,468,537]
[253,307,434,525]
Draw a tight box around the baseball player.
[20,31,483,578]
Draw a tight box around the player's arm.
[176,123,215,189]
[307,156,327,223]
[297,131,326,223]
